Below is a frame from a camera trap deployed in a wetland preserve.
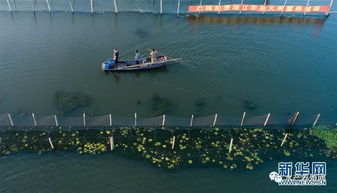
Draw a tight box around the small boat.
[101,55,180,72]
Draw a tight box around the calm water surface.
[0,12,337,118]
[0,153,336,193]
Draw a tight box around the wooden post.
[162,114,166,127]
[109,114,112,126]
[280,133,288,147]
[30,0,36,13]
[289,112,300,126]
[264,113,270,127]
[312,114,320,127]
[48,137,54,149]
[198,0,203,14]
[109,136,114,151]
[45,0,51,13]
[69,0,74,13]
[218,0,222,14]
[229,138,234,153]
[282,0,288,15]
[90,0,94,14]
[54,115,59,127]
[171,136,176,149]
[32,113,37,126]
[83,113,86,127]
[327,0,334,15]
[240,0,244,14]
[113,0,118,13]
[212,113,218,127]
[134,113,137,127]
[240,112,246,127]
[304,0,310,15]
[262,0,267,14]
[8,113,13,127]
[177,0,181,15]
[160,0,163,14]
[190,114,194,127]
[6,0,12,12]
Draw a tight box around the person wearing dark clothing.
[113,49,119,64]
[135,50,141,64]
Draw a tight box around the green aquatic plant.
[243,99,257,110]
[81,143,107,154]
[311,126,337,150]
[151,94,175,116]
[13,108,31,116]
[195,98,206,107]
[54,90,91,114]
[0,127,336,170]
[135,29,150,38]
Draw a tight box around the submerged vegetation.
[151,94,175,116]
[13,108,31,116]
[135,29,150,38]
[243,99,258,110]
[195,97,206,114]
[54,90,91,114]
[311,126,337,150]
[0,126,336,170]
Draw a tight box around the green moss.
[243,99,257,110]
[151,94,174,116]
[54,90,91,114]
[312,126,337,150]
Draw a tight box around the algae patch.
[54,90,91,114]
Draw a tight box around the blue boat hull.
[101,56,169,72]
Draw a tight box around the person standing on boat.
[135,50,141,64]
[150,49,157,63]
[113,49,119,64]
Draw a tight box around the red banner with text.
[188,5,330,13]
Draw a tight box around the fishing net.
[57,116,83,127]
[111,116,134,126]
[35,115,58,127]
[0,114,11,127]
[165,115,190,127]
[10,115,35,127]
[1,0,333,14]
[244,114,268,127]
[0,113,335,128]
[137,116,163,127]
[216,115,241,127]
[86,115,110,126]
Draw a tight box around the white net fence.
[0,112,333,129]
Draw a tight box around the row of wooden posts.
[5,0,334,15]
[3,112,321,128]
[7,111,318,153]
[5,0,118,14]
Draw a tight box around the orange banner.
[188,5,330,13]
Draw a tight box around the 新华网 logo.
[269,162,326,186]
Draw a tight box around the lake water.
[0,11,337,120]
[1,4,337,193]
[0,153,336,193]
